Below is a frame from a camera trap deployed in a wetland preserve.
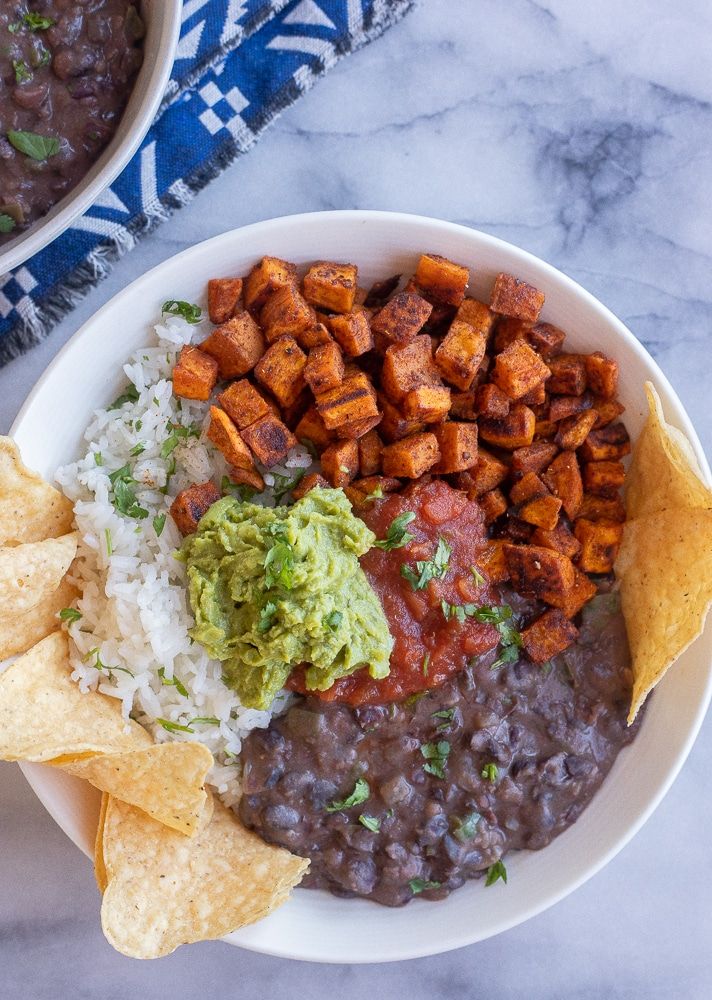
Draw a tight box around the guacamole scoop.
[179,488,394,710]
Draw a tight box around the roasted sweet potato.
[333,413,383,440]
[254,335,307,408]
[520,380,547,406]
[532,521,581,560]
[316,371,379,431]
[474,382,510,419]
[510,441,559,477]
[241,414,297,468]
[522,609,578,663]
[574,518,624,574]
[462,447,509,496]
[584,352,618,400]
[294,404,333,451]
[243,256,297,311]
[450,391,478,420]
[433,422,478,474]
[546,354,586,396]
[402,385,451,424]
[558,566,598,618]
[321,439,359,488]
[592,397,625,428]
[207,407,255,470]
[527,322,565,359]
[534,419,557,440]
[542,450,583,519]
[548,392,593,422]
[502,515,533,544]
[364,274,401,308]
[351,475,401,496]
[292,472,330,501]
[479,488,508,524]
[492,340,551,401]
[227,466,265,493]
[518,493,562,531]
[304,341,345,395]
[173,345,218,401]
[358,430,383,476]
[370,291,433,343]
[218,379,273,429]
[302,261,358,313]
[415,253,469,306]
[208,277,243,324]
[474,539,510,583]
[504,544,576,606]
[297,322,333,350]
[328,310,373,357]
[582,460,625,498]
[478,403,536,450]
[554,409,598,451]
[381,335,437,403]
[490,273,545,323]
[509,471,547,505]
[377,392,426,443]
[493,317,530,353]
[200,313,265,379]
[260,285,316,343]
[455,298,495,337]
[578,423,631,462]
[577,492,626,523]
[170,481,221,535]
[434,320,487,391]
[382,432,440,479]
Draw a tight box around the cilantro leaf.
[324,610,343,631]
[0,214,17,234]
[109,466,148,520]
[108,384,139,410]
[13,60,32,84]
[256,601,278,633]
[157,666,189,698]
[153,514,166,537]
[8,130,60,161]
[481,762,498,783]
[264,534,294,590]
[23,12,54,30]
[409,878,442,895]
[58,607,82,623]
[358,814,381,832]
[161,300,202,324]
[156,717,194,734]
[401,536,452,591]
[485,860,508,886]
[326,777,370,812]
[374,511,416,551]
[420,740,450,779]
[271,470,306,504]
[452,811,481,842]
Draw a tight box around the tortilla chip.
[59,743,214,837]
[0,437,74,545]
[95,792,110,893]
[0,577,80,660]
[100,794,309,959]
[0,632,152,762]
[0,532,78,616]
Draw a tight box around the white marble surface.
[1,0,711,996]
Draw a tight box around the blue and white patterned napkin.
[0,0,412,365]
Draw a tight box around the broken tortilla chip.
[0,577,80,660]
[100,794,309,959]
[0,437,74,545]
[95,792,110,893]
[0,631,152,762]
[0,532,78,616]
[59,743,214,837]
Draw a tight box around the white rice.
[55,311,313,803]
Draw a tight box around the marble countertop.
[2,1,712,996]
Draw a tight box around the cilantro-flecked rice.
[55,310,313,804]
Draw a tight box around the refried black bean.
[0,2,144,242]
[239,589,640,906]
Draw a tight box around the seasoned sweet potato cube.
[295,405,333,451]
[574,518,624,574]
[377,393,425,443]
[402,385,451,424]
[328,310,373,357]
[434,320,487,391]
[509,471,547,505]
[208,277,243,324]
[455,297,495,335]
[584,352,618,400]
[260,285,315,343]
[532,521,581,560]
[292,472,330,501]
[557,566,598,618]
[316,371,379,431]
[280,389,311,430]
[504,544,576,606]
[200,313,265,379]
[297,322,333,350]
[170,481,220,535]
[450,391,478,420]
[334,413,383,440]
[172,345,218,401]
[382,432,440,479]
[518,493,562,531]
[521,380,547,406]
[527,322,565,359]
[243,256,296,311]
[493,317,530,353]
[548,392,593,422]
[352,475,401,496]
[358,430,383,476]
[433,422,478,474]
[490,273,545,323]
[462,447,509,496]
[207,406,255,470]
[546,354,586,396]
[227,466,265,493]
[241,414,297,468]
[414,253,469,306]
[555,409,598,451]
[364,274,401,308]
[381,336,436,402]
[479,488,508,524]
[492,340,551,401]
[511,442,559,478]
[579,423,631,462]
[479,403,536,450]
[218,379,272,430]
[474,383,510,419]
[502,515,533,544]
[473,540,510,584]
[542,450,583,519]
[522,609,578,664]
[534,420,557,440]
[321,439,359,488]
[302,261,358,313]
[254,336,307,408]
[578,492,626,523]
[592,397,625,428]
[582,460,625,498]
[304,341,345,395]
[371,291,432,343]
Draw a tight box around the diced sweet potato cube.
[511,442,559,477]
[415,253,469,306]
[582,460,625,498]
[479,488,508,524]
[358,430,383,476]
[382,336,436,402]
[241,414,297,468]
[579,423,631,462]
[504,544,576,606]
[473,383,510,419]
[532,521,581,560]
[548,392,593,422]
[328,310,373,357]
[302,261,358,313]
[492,340,551,401]
[592,397,625,428]
[297,322,333,350]
[502,515,533,543]
[450,391,478,420]
[462,447,509,496]
[479,403,536,450]
[509,471,547,505]
[522,609,578,664]
[218,379,272,429]
[474,539,510,583]
[521,380,547,407]
[584,352,618,400]
[254,335,307,408]
[434,320,487,391]
[243,256,297,311]
[527,322,565,359]
[208,277,243,324]
[321,439,359,488]
[304,341,345,395]
[371,292,432,343]
[542,450,583,519]
[518,493,562,531]
[377,393,425,443]
[207,406,255,470]
[260,285,315,343]
[578,493,626,522]
[316,371,379,431]
[334,413,383,441]
[574,518,624,574]
[382,432,440,479]
[433,422,478,474]
[227,466,265,493]
[555,409,598,451]
[364,274,401,308]
[546,354,586,396]
[295,405,333,451]
[352,475,401,496]
[490,273,545,323]
[493,317,530,353]
[402,385,451,424]
[200,313,265,379]
[280,389,311,430]
[455,297,495,335]
[170,481,220,535]
[292,472,330,501]
[557,567,598,618]
[173,345,218,401]
[534,420,557,440]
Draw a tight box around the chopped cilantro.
[422,652,430,676]
[409,878,442,895]
[108,384,139,410]
[130,443,145,457]
[358,814,381,832]
[156,718,194,734]
[324,610,343,631]
[109,464,148,520]
[221,475,257,502]
[84,647,133,678]
[420,739,450,779]
[485,860,508,886]
[401,536,452,590]
[471,566,485,586]
[153,514,166,537]
[94,452,103,466]
[263,529,294,590]
[0,214,16,234]
[326,777,370,812]
[161,300,202,324]
[364,485,384,502]
[13,60,32,84]
[58,607,82,623]
[189,716,219,726]
[491,644,520,670]
[22,12,54,30]
[299,437,319,459]
[452,812,481,842]
[104,528,112,557]
[256,601,278,633]
[431,707,454,732]
[157,666,188,698]
[272,470,306,504]
[160,455,176,495]
[7,130,59,161]
[374,511,416,551]
[481,763,498,782]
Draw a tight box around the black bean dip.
[239,589,639,905]
[0,2,144,242]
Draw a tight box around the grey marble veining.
[1,1,711,997]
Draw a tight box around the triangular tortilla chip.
[0,437,74,545]
[0,577,79,660]
[0,532,78,616]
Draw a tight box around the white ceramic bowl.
[0,1,182,275]
[11,211,712,963]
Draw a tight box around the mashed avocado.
[179,488,393,710]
